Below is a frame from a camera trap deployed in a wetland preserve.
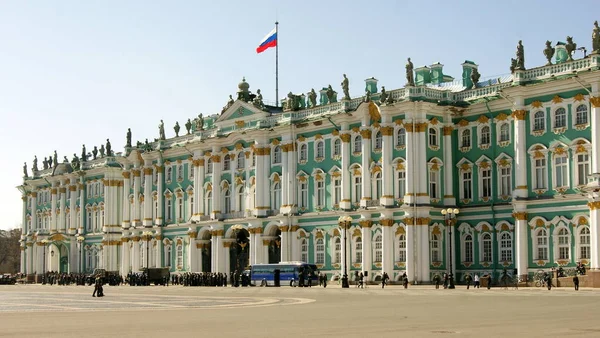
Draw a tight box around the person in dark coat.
[573,274,580,291]
[487,274,492,290]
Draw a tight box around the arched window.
[223,188,231,214]
[315,238,325,264]
[397,234,406,262]
[272,146,282,164]
[299,144,308,161]
[576,152,590,186]
[554,108,566,128]
[576,104,588,125]
[464,234,473,263]
[176,243,183,269]
[534,111,545,131]
[352,175,362,203]
[316,141,324,158]
[355,237,362,263]
[164,244,172,267]
[500,232,513,262]
[499,123,510,142]
[557,228,570,260]
[373,233,382,263]
[333,139,341,157]
[428,128,437,147]
[237,186,245,212]
[554,154,568,188]
[237,152,245,169]
[430,234,440,262]
[396,128,406,147]
[354,135,362,153]
[204,191,212,216]
[461,130,470,148]
[480,126,490,145]
[223,155,231,171]
[579,227,590,260]
[300,238,308,262]
[334,237,341,264]
[165,197,172,222]
[374,131,383,150]
[177,196,183,222]
[206,158,213,174]
[177,165,183,181]
[271,182,281,210]
[374,172,382,199]
[536,228,548,260]
[482,233,492,262]
[166,166,173,183]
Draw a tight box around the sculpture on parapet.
[406,58,415,86]
[126,128,132,147]
[286,92,301,111]
[326,85,335,103]
[385,92,395,105]
[253,89,265,109]
[63,156,69,163]
[543,40,555,66]
[308,88,317,108]
[195,114,204,131]
[159,120,166,140]
[515,40,525,70]
[144,139,151,152]
[106,139,112,156]
[566,36,577,61]
[72,154,80,170]
[221,95,235,114]
[53,151,58,168]
[593,21,600,54]
[99,144,105,158]
[174,122,180,137]
[341,74,350,100]
[32,156,38,172]
[363,90,371,103]
[379,86,388,105]
[470,68,481,89]
[92,146,98,160]
[23,162,28,177]
[185,119,192,135]
[48,155,53,168]
[43,157,48,170]
[81,144,87,162]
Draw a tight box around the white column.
[405,219,416,282]
[121,238,130,275]
[69,184,77,233]
[443,125,455,205]
[132,237,140,271]
[290,225,299,261]
[360,128,372,208]
[415,123,428,203]
[143,167,153,226]
[381,126,394,206]
[514,211,529,277]
[51,186,58,232]
[361,219,372,277]
[122,171,131,228]
[193,157,204,220]
[254,227,264,264]
[59,185,66,232]
[189,233,197,272]
[287,143,297,214]
[381,219,394,278]
[340,129,352,210]
[223,241,231,275]
[262,237,270,264]
[210,151,222,219]
[513,108,528,198]
[419,223,431,282]
[404,122,416,205]
[248,230,256,265]
[211,229,223,273]
[78,181,86,234]
[591,96,600,175]
[279,225,289,262]
[589,203,600,269]
[132,169,141,226]
[156,166,164,226]
[20,246,25,273]
[21,195,28,235]
[254,143,268,217]
[27,244,34,274]
[281,144,289,211]
[31,192,38,233]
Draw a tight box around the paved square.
[1,284,600,338]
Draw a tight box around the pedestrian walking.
[573,274,579,291]
[487,274,492,290]
[474,274,480,288]
[381,272,389,289]
[433,274,441,289]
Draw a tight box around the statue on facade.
[159,120,166,140]
[565,36,577,61]
[406,58,415,86]
[99,144,105,158]
[286,92,301,111]
[195,114,205,131]
[53,151,58,168]
[106,139,112,156]
[515,40,525,70]
[144,139,151,152]
[253,89,265,109]
[126,128,132,148]
[185,119,192,135]
[386,92,395,105]
[81,144,87,162]
[470,68,481,89]
[43,157,48,170]
[510,58,517,73]
[221,95,235,114]
[32,156,38,172]
[308,88,317,108]
[593,21,600,54]
[23,162,28,177]
[363,90,371,103]
[379,86,388,105]
[72,154,80,170]
[92,146,98,160]
[63,156,69,163]
[341,74,350,100]
[174,122,180,137]
[48,155,53,168]
[326,85,335,103]
[543,40,555,66]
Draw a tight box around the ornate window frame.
[428,120,440,151]
[352,134,363,156]
[373,129,383,153]
[269,173,282,211]
[528,144,549,194]
[575,220,591,262]
[328,167,342,209]
[476,156,492,202]
[495,221,514,266]
[477,123,491,150]
[573,102,590,130]
[298,143,308,164]
[529,216,550,265]
[531,110,546,136]
[571,138,592,188]
[373,231,383,263]
[427,158,442,202]
[395,126,406,150]
[296,171,309,210]
[331,137,342,160]
[271,145,282,165]
[456,159,473,204]
[350,164,362,205]
[393,158,406,204]
[458,223,474,267]
[459,128,472,152]
[314,138,325,162]
[311,169,326,210]
[549,142,570,194]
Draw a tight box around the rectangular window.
[481,169,492,198]
[299,182,308,209]
[462,171,472,200]
[555,156,568,187]
[500,167,512,196]
[397,171,406,199]
[429,171,438,199]
[577,154,590,186]
[353,176,362,203]
[534,159,547,189]
[465,241,473,263]
[316,181,325,207]
[559,247,569,260]
[333,179,341,206]
[483,240,492,262]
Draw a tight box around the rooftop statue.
[253,89,265,109]
[195,114,204,131]
[81,144,87,162]
[470,68,481,89]
[593,21,600,54]
[48,156,53,168]
[515,40,525,70]
[379,86,388,105]
[543,40,555,66]
[106,139,112,156]
[144,139,151,152]
[363,90,371,103]
[406,58,415,86]
[43,157,48,170]
[99,144,105,158]
[32,156,38,172]
[286,92,300,111]
[53,151,58,168]
[308,88,317,108]
[174,122,180,137]
[565,36,577,61]
[63,156,69,163]
[341,74,350,100]
[326,85,335,103]
[23,162,28,177]
[185,119,192,135]
[385,92,395,105]
[126,128,132,147]
[159,120,166,140]
[72,154,80,170]
[510,58,517,73]
[92,146,98,160]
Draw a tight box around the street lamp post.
[441,208,459,289]
[41,239,49,284]
[338,215,352,289]
[142,231,152,270]
[77,236,85,273]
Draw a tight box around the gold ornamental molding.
[59,187,66,194]
[154,165,164,173]
[588,201,600,210]
[551,95,563,104]
[359,129,372,139]
[121,237,130,243]
[51,188,57,195]
[574,93,585,101]
[511,110,527,120]
[340,133,351,142]
[443,126,453,135]
[132,169,141,177]
[278,225,290,232]
[512,212,528,221]
[380,126,393,136]
[262,239,271,246]
[414,122,428,132]
[131,236,141,242]
[290,225,300,232]
[143,167,153,175]
[210,155,221,163]
[211,230,224,236]
[223,241,233,248]
[379,219,394,227]
[531,100,543,108]
[49,233,66,241]
[31,192,38,198]
[69,185,77,192]
[358,220,372,228]
[590,96,600,108]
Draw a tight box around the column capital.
[590,96,600,108]
[340,133,351,143]
[380,126,393,136]
[443,126,453,135]
[512,212,528,221]
[511,109,527,120]
[122,171,131,179]
[359,219,372,228]
[588,201,600,210]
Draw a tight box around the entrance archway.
[230,227,250,273]
[198,229,212,272]
[49,242,69,273]
[268,229,282,264]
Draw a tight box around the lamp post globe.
[443,208,459,289]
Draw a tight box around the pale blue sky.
[1,0,599,230]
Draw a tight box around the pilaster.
[380,126,394,206]
[340,125,352,210]
[513,209,529,278]
[442,124,455,205]
[143,167,153,227]
[512,108,528,198]
[360,128,372,208]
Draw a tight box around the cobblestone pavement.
[1,284,600,338]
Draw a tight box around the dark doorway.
[201,243,211,272]
[274,269,281,287]
[268,229,282,263]
[230,228,250,273]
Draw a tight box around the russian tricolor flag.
[256,27,277,54]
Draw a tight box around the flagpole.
[275,21,279,107]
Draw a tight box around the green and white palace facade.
[17,40,600,284]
